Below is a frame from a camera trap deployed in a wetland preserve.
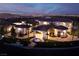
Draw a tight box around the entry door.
[58,31,61,37]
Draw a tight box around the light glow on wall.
[62,22,66,26]
[13,22,22,25]
[15,28,23,33]
[60,30,67,36]
[35,30,44,42]
[13,21,26,25]
[28,23,32,26]
[54,29,58,36]
[60,32,64,36]
[7,26,12,31]
[17,28,22,31]
[21,21,26,25]
[63,30,66,33]
[43,21,49,25]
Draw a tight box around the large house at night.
[33,17,74,42]
[0,16,78,42]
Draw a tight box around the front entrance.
[57,31,61,37]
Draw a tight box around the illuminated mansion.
[1,16,78,42]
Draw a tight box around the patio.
[48,33,78,42]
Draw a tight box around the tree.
[11,26,16,38]
[0,26,5,35]
[72,21,79,39]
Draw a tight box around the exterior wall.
[54,29,58,36]
[34,30,43,41]
[48,22,72,37]
[14,27,29,35]
[34,30,47,42]
[67,23,72,33]
[53,29,67,37]
[53,22,72,33]
[4,25,12,33]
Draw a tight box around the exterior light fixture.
[60,32,64,36]
[62,22,66,26]
[43,21,49,25]
[61,30,66,36]
[28,23,32,26]
[8,26,12,31]
[21,21,26,25]
[17,28,22,31]
[13,23,22,25]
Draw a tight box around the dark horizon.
[0,3,79,16]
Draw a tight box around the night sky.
[0,3,79,15]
